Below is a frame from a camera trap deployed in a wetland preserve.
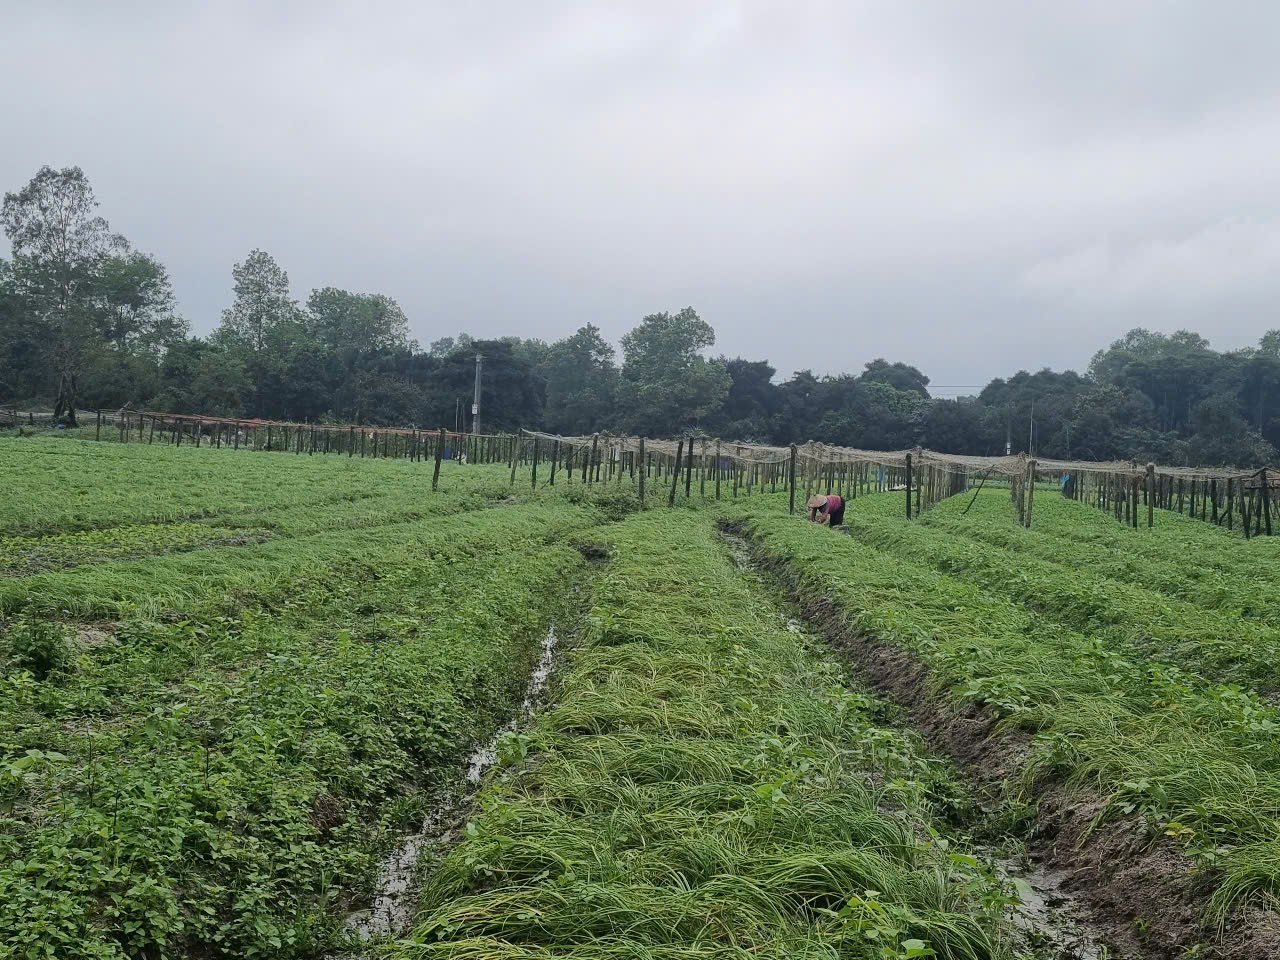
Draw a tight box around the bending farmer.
[807,493,845,526]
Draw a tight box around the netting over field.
[7,404,1276,534]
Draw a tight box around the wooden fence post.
[1152,463,1162,529]
[714,440,721,501]
[905,453,913,519]
[1024,459,1037,528]
[669,439,685,507]
[1262,469,1273,536]
[684,440,694,500]
[510,430,521,486]
[637,438,646,509]
[789,445,798,515]
[432,427,445,491]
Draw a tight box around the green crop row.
[388,511,1019,960]
[0,438,499,538]
[1002,483,1280,577]
[0,483,576,619]
[727,499,1280,937]
[0,503,596,960]
[832,490,1280,694]
[923,491,1280,622]
[0,523,271,578]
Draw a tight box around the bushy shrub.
[5,619,70,679]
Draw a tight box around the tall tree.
[215,250,299,416]
[1,166,124,423]
[542,324,618,434]
[705,358,779,441]
[304,287,410,353]
[95,251,186,355]
[619,307,729,435]
[860,358,930,397]
[217,250,297,353]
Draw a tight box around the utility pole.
[472,353,483,436]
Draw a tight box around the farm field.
[3,435,1279,959]
[726,488,1280,958]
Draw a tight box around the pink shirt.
[818,495,842,515]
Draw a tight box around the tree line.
[4,166,1280,467]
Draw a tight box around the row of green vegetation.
[1,501,600,959]
[728,492,1280,938]
[951,487,1280,588]
[921,494,1280,622]
[0,521,266,578]
[836,489,1280,693]
[389,511,1020,960]
[0,438,488,538]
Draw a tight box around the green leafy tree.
[861,358,930,398]
[1,166,124,423]
[95,250,186,355]
[215,250,300,415]
[216,250,298,353]
[0,257,49,403]
[154,337,252,416]
[1188,394,1276,466]
[921,398,987,454]
[304,287,411,353]
[619,307,729,435]
[412,338,544,432]
[542,324,619,434]
[705,358,780,441]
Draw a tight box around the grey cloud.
[4,1,1279,386]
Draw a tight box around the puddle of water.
[1001,856,1105,960]
[344,625,559,942]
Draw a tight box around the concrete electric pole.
[472,353,483,436]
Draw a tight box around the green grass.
[0,504,597,960]
[832,489,1280,693]
[924,491,1280,622]
[0,436,500,538]
[726,493,1280,928]
[387,511,1018,960]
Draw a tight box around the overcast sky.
[4,2,1279,392]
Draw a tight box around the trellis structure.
[1034,455,1277,538]
[517,430,1279,534]
[519,431,977,518]
[26,405,1275,535]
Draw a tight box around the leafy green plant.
[398,512,1015,959]
[725,490,1280,929]
[4,617,70,678]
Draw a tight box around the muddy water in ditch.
[720,531,1105,960]
[344,625,559,941]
